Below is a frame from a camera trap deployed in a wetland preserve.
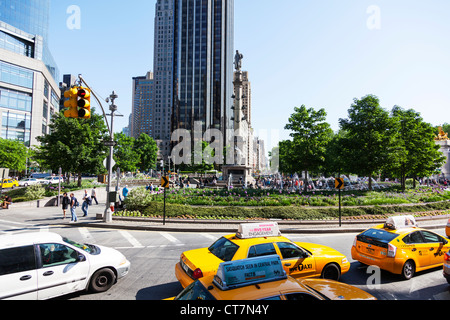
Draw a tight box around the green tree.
[284,105,333,192]
[33,112,109,186]
[0,138,29,171]
[134,133,158,172]
[323,130,347,176]
[388,106,445,190]
[339,95,394,190]
[113,133,140,172]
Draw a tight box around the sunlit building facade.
[0,0,60,147]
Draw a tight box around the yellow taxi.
[175,222,350,288]
[1,179,18,189]
[170,255,376,300]
[352,215,449,280]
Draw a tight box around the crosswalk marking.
[79,227,93,240]
[0,222,218,251]
[159,232,181,244]
[118,230,144,248]
[201,234,218,241]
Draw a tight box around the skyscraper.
[153,0,175,159]
[131,72,154,139]
[171,0,234,157]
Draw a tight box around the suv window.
[0,246,36,276]
[39,243,79,268]
[247,243,277,258]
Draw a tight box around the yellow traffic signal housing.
[77,87,91,119]
[63,87,79,118]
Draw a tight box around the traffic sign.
[103,140,118,147]
[335,178,344,190]
[161,176,170,189]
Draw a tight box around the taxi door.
[36,243,90,300]
[275,242,316,279]
[402,231,432,269]
[421,231,449,267]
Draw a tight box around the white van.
[0,232,130,300]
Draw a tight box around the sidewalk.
[2,197,449,234]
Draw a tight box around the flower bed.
[120,185,450,221]
[126,185,450,208]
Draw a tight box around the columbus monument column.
[223,50,253,187]
[435,127,450,179]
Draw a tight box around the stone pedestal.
[223,165,254,187]
[436,140,450,179]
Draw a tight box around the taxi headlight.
[342,258,348,264]
[119,256,128,266]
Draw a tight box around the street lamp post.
[104,91,122,223]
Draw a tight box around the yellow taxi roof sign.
[384,215,417,230]
[213,255,286,291]
[236,222,281,239]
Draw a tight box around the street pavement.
[1,190,449,234]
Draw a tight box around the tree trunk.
[303,171,309,193]
[77,173,82,188]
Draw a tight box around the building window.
[0,31,33,58]
[0,87,32,112]
[0,61,34,89]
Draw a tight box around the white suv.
[0,232,130,300]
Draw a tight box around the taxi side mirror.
[77,254,86,262]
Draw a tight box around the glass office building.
[0,0,59,81]
[172,0,234,144]
[0,0,60,148]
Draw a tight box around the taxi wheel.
[321,263,341,281]
[89,268,116,293]
[402,260,415,280]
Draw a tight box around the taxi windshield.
[63,237,99,254]
[175,280,216,300]
[208,237,239,262]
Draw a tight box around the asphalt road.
[1,219,449,301]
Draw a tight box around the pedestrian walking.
[70,193,78,223]
[82,190,92,217]
[91,186,98,205]
[62,192,70,219]
[122,185,129,199]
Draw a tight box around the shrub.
[124,187,154,210]
[24,184,45,201]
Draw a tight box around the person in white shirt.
[91,187,98,205]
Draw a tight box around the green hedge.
[125,200,450,221]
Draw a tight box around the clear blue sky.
[49,0,450,152]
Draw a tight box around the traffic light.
[63,87,79,118]
[77,87,91,119]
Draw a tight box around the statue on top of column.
[234,50,243,71]
[435,126,449,141]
